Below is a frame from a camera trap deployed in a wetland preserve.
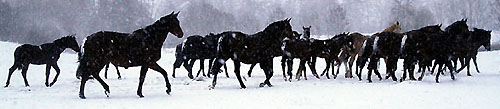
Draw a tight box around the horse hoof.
[259,83,266,87]
[118,77,122,80]
[138,95,144,98]
[79,94,86,99]
[166,89,171,95]
[45,83,49,87]
[49,83,55,87]
[418,77,423,81]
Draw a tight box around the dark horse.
[357,32,403,82]
[209,19,293,89]
[399,24,446,82]
[172,34,228,79]
[455,28,491,75]
[5,35,80,87]
[76,12,183,99]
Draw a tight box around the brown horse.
[76,12,183,99]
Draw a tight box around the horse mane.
[53,34,75,45]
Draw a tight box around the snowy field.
[1,41,500,109]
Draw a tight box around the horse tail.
[173,43,184,68]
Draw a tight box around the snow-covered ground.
[1,41,500,109]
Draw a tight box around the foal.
[5,35,80,87]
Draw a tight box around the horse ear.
[174,11,180,17]
[465,18,468,22]
[438,24,442,27]
[170,11,175,15]
[303,26,306,29]
[396,21,400,25]
[308,26,311,28]
[287,18,292,22]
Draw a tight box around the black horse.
[399,24,444,82]
[455,28,491,75]
[209,19,293,89]
[247,31,300,78]
[76,12,183,99]
[5,35,80,87]
[172,34,229,79]
[358,32,403,82]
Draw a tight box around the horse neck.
[140,25,169,47]
[53,39,70,49]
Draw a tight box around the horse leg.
[295,61,303,81]
[367,69,373,83]
[233,61,246,88]
[92,73,110,97]
[281,57,287,80]
[465,57,472,76]
[286,59,293,82]
[409,64,416,80]
[431,61,438,74]
[248,63,256,77]
[149,63,172,95]
[400,63,408,82]
[322,59,331,79]
[79,75,89,99]
[224,64,229,78]
[187,59,195,79]
[21,63,30,87]
[260,60,273,87]
[137,66,149,98]
[456,58,466,73]
[435,63,442,83]
[446,61,456,81]
[472,56,480,73]
[104,63,109,79]
[307,58,319,79]
[208,59,213,78]
[196,59,204,78]
[45,65,51,87]
[5,63,19,87]
[209,58,227,89]
[335,61,341,79]
[115,65,122,79]
[49,63,62,87]
[301,60,308,80]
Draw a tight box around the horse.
[76,11,183,99]
[455,28,491,76]
[345,22,401,80]
[5,34,80,88]
[302,32,352,80]
[334,33,369,79]
[172,34,229,79]
[281,32,323,81]
[209,19,293,89]
[399,24,444,82]
[357,32,403,82]
[446,19,470,73]
[247,31,300,79]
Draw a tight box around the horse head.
[263,18,293,40]
[59,34,81,53]
[155,11,183,38]
[472,28,492,51]
[445,19,469,35]
[302,26,311,39]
